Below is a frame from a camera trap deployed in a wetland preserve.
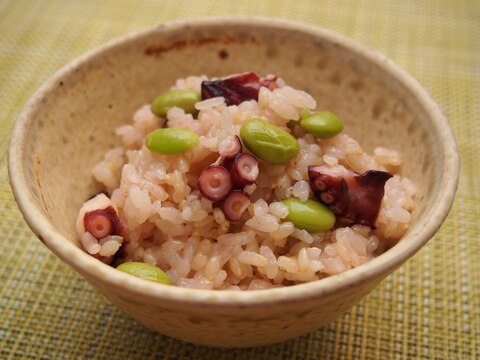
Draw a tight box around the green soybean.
[299,110,344,139]
[145,128,199,154]
[240,118,299,165]
[117,262,171,285]
[151,89,201,117]
[281,198,335,233]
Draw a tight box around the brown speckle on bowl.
[295,310,312,319]
[265,45,277,58]
[294,53,304,67]
[188,316,206,325]
[329,72,341,85]
[372,98,386,119]
[144,37,239,56]
[350,80,364,92]
[316,57,328,70]
[217,49,229,60]
[407,121,417,135]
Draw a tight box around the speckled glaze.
[8,17,459,347]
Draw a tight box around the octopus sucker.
[83,206,126,239]
[76,193,127,239]
[222,190,250,222]
[198,165,233,202]
[308,165,392,227]
[230,152,259,188]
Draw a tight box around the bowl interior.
[13,19,453,282]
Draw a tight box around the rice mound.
[84,75,415,290]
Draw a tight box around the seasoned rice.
[78,74,416,290]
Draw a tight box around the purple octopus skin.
[201,72,277,106]
[230,152,259,188]
[308,165,393,227]
[198,165,233,202]
[222,190,251,222]
[84,206,126,239]
[218,135,242,159]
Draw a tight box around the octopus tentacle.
[308,165,392,227]
[198,165,233,202]
[84,206,126,239]
[222,190,250,222]
[201,72,277,106]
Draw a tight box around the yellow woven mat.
[1,0,478,358]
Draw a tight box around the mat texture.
[1,0,478,359]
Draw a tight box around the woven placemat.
[1,0,478,358]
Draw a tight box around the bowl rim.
[8,16,459,307]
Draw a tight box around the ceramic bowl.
[8,17,459,348]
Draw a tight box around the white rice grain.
[245,214,279,233]
[270,222,295,241]
[259,245,278,279]
[195,97,225,111]
[99,239,121,257]
[286,167,303,181]
[278,256,298,273]
[124,185,151,229]
[291,229,314,244]
[253,199,269,216]
[248,279,273,290]
[158,207,183,224]
[217,231,255,246]
[268,202,289,219]
[237,251,268,267]
[374,146,402,167]
[297,248,310,272]
[204,255,221,280]
[292,180,310,201]
[81,232,101,255]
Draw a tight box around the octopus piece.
[222,190,250,222]
[217,135,242,159]
[308,165,392,227]
[198,165,233,201]
[230,152,259,188]
[84,207,124,239]
[201,72,278,106]
[199,142,260,220]
[76,193,126,239]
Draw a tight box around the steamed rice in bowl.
[76,72,416,290]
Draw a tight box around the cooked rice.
[82,74,416,290]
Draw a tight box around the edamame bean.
[281,198,335,233]
[145,128,199,154]
[299,110,343,139]
[151,89,201,117]
[117,262,171,285]
[240,118,299,165]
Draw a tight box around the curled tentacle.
[76,193,127,240]
[198,165,233,201]
[222,190,250,222]
[84,206,125,239]
[230,152,259,188]
[308,165,392,227]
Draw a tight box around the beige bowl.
[8,17,459,348]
